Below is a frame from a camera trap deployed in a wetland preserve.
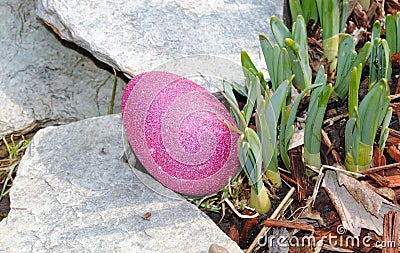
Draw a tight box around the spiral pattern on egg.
[122,71,239,196]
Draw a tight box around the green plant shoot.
[334,34,371,98]
[238,128,271,214]
[369,20,392,89]
[304,67,332,168]
[345,78,391,172]
[316,0,340,74]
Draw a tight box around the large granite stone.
[0,0,125,137]
[0,115,241,252]
[36,0,283,78]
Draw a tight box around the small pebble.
[208,243,229,253]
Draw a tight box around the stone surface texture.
[0,115,241,252]
[0,0,125,137]
[36,0,283,77]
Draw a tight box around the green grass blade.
[223,81,241,125]
[304,84,333,168]
[220,86,247,131]
[336,35,355,85]
[345,117,356,157]
[348,65,361,118]
[379,107,392,151]
[230,81,247,97]
[245,128,263,190]
[259,34,276,88]
[243,75,261,125]
[289,0,303,23]
[285,38,311,90]
[327,0,340,40]
[277,48,292,90]
[269,80,290,129]
[334,41,371,98]
[223,81,239,108]
[381,39,392,81]
[340,0,349,33]
[369,21,381,88]
[239,140,257,191]
[302,0,318,25]
[385,14,397,57]
[279,103,290,169]
[256,97,274,174]
[270,16,292,48]
[241,50,267,89]
[280,82,323,169]
[293,15,308,54]
[316,0,339,73]
[241,50,258,77]
[397,12,400,53]
[357,81,385,145]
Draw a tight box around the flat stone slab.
[0,0,125,136]
[36,0,283,78]
[0,114,241,252]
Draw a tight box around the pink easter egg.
[122,71,239,197]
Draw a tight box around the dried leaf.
[322,170,400,236]
[361,180,396,201]
[288,128,304,150]
[375,187,397,202]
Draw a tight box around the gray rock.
[0,0,125,137]
[36,0,283,78]
[0,114,242,253]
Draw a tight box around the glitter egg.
[122,71,239,197]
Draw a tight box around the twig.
[280,172,301,187]
[310,166,326,207]
[360,162,400,175]
[246,187,296,253]
[224,198,259,219]
[321,129,342,166]
[263,219,315,232]
[322,113,348,126]
[390,93,400,101]
[321,165,365,178]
